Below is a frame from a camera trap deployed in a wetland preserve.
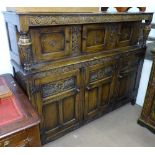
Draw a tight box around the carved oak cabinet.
[3,11,153,145]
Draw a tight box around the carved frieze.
[90,66,113,82]
[28,14,153,26]
[42,78,75,98]
[32,55,119,79]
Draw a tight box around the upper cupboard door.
[30,26,71,62]
[116,22,141,47]
[82,24,108,53]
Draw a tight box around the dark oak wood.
[0,74,41,147]
[138,48,155,133]
[3,11,153,145]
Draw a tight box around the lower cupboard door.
[42,91,80,143]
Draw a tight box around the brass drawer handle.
[3,140,10,147]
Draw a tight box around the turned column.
[18,32,32,72]
[142,20,152,47]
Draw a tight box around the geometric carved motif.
[32,55,120,79]
[90,66,113,82]
[28,14,152,26]
[42,78,75,98]
[72,26,81,55]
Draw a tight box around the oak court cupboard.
[3,10,153,144]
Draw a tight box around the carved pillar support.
[142,20,152,47]
[18,33,32,72]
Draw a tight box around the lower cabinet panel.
[42,94,79,143]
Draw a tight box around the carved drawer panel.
[116,22,141,47]
[30,26,71,62]
[32,69,81,143]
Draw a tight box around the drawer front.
[0,131,30,147]
[116,22,141,47]
[0,126,40,147]
[30,26,71,62]
[32,69,81,143]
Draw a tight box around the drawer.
[30,26,71,62]
[0,125,40,147]
[0,130,30,147]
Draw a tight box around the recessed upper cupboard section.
[29,22,141,63]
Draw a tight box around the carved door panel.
[33,69,81,143]
[30,26,71,62]
[82,24,108,53]
[116,22,141,47]
[84,62,115,120]
[115,51,144,105]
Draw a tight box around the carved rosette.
[18,33,32,71]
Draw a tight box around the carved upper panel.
[27,14,153,27]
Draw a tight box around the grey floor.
[45,104,155,147]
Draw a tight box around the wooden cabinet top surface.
[3,11,153,32]
[0,74,40,139]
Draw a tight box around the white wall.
[0,7,12,74]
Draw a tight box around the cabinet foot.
[131,99,136,105]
